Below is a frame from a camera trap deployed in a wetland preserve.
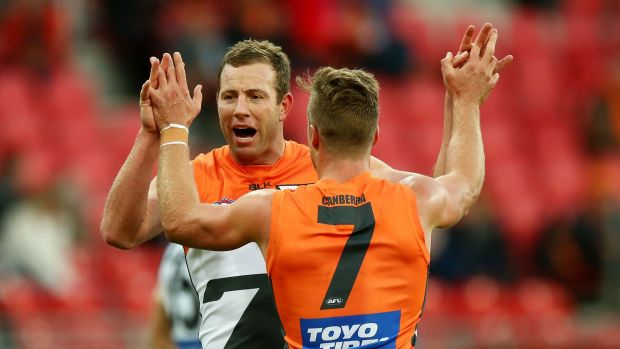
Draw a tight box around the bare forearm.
[158,143,199,238]
[444,98,484,206]
[101,128,161,248]
[157,145,232,249]
[434,91,454,177]
[158,142,266,250]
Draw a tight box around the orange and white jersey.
[267,172,430,349]
[187,140,317,349]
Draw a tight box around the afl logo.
[326,297,343,305]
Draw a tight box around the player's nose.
[233,96,250,118]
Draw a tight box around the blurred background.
[0,0,619,348]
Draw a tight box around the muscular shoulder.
[399,173,457,233]
[399,173,437,196]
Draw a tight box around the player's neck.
[316,155,370,183]
[232,140,286,166]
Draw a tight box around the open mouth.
[232,127,257,140]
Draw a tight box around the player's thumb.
[148,86,162,104]
[140,80,151,102]
[491,73,500,86]
[440,52,455,75]
[192,85,203,112]
[453,51,469,67]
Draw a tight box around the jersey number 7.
[318,202,375,310]
[202,274,283,348]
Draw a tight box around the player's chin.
[231,145,264,164]
[232,137,258,150]
[231,141,260,156]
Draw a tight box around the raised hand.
[148,52,203,130]
[454,23,513,74]
[441,30,501,105]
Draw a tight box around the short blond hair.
[218,39,291,102]
[297,67,379,158]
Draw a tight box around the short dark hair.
[218,39,291,102]
[297,67,380,157]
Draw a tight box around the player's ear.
[279,92,293,121]
[309,124,320,150]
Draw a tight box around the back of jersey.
[267,172,430,349]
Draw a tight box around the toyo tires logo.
[300,310,400,348]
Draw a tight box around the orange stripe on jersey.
[267,172,429,349]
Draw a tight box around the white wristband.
[160,141,188,148]
[160,123,189,133]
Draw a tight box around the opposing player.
[150,30,505,349]
[149,243,201,349]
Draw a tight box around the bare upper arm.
[400,173,466,235]
[227,190,274,253]
[166,189,274,252]
[371,156,468,232]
